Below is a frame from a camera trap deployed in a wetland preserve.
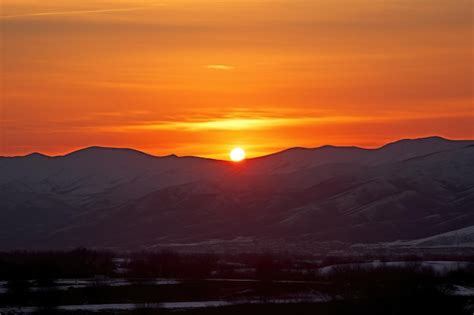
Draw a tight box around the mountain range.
[1,136,473,250]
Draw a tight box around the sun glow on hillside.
[230,147,246,162]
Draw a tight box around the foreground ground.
[0,249,473,314]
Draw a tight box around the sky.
[0,0,473,159]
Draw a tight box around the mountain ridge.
[0,136,473,250]
[2,136,472,160]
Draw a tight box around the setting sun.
[230,147,246,162]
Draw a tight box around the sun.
[230,147,246,162]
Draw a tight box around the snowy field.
[0,297,331,313]
[317,260,472,275]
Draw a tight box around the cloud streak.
[0,4,166,19]
[125,116,372,132]
[205,65,235,71]
[106,110,474,133]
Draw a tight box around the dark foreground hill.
[0,136,473,250]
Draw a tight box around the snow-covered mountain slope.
[389,225,474,247]
[0,147,229,208]
[244,136,473,174]
[0,137,473,249]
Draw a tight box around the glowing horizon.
[2,135,471,162]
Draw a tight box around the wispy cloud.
[125,115,371,132]
[107,110,474,133]
[0,4,166,19]
[205,65,235,71]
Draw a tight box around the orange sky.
[1,0,473,159]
